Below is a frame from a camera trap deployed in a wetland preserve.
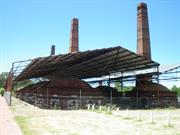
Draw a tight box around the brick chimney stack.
[137,2,151,60]
[136,3,152,86]
[50,45,55,56]
[69,18,79,53]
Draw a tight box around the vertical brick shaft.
[69,18,79,53]
[5,72,13,91]
[50,45,55,56]
[137,3,151,60]
[136,3,152,88]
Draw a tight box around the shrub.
[0,88,5,96]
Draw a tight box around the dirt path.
[0,96,23,135]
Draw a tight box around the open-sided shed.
[15,46,159,81]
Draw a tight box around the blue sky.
[0,0,180,73]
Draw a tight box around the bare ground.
[11,98,180,135]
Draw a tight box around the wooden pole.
[166,112,170,126]
[150,111,153,123]
[126,109,129,117]
[116,107,119,115]
[92,104,95,111]
[99,106,102,112]
[107,106,110,113]
[137,111,140,121]
[87,104,90,110]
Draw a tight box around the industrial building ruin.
[6,2,177,109]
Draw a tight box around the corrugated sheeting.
[15,46,159,81]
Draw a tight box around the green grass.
[163,124,174,128]
[105,111,112,115]
[15,116,37,135]
[123,117,132,120]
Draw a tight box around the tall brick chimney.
[137,2,151,60]
[69,18,79,53]
[50,45,55,56]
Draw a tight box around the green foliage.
[114,81,122,92]
[123,86,134,92]
[114,81,134,92]
[0,87,5,96]
[171,85,180,96]
[0,71,34,91]
[0,72,8,88]
[15,116,37,135]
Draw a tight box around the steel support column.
[10,62,15,106]
[157,66,160,104]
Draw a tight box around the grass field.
[11,98,180,135]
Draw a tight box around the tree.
[114,81,134,92]
[114,81,122,92]
[0,72,8,88]
[0,72,33,91]
[0,87,5,96]
[171,85,180,96]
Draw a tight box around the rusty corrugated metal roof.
[15,46,159,81]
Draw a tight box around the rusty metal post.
[79,89,82,109]
[120,72,123,92]
[108,75,112,105]
[10,62,15,106]
[47,88,49,108]
[157,66,160,105]
[157,66,160,84]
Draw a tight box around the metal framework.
[159,64,180,82]
[14,46,159,82]
[11,48,180,91]
[10,49,180,108]
[86,63,180,87]
[12,59,32,78]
